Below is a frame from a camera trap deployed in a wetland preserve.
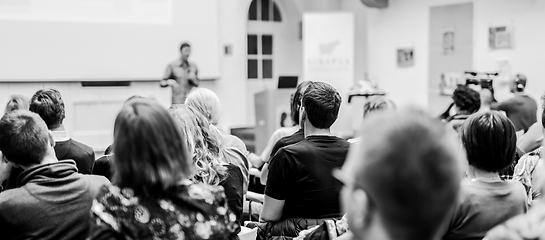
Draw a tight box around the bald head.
[342,109,464,240]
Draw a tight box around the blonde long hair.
[4,95,29,114]
[185,88,222,125]
[168,104,227,186]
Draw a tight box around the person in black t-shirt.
[258,82,311,185]
[261,82,349,225]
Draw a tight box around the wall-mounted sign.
[303,13,354,94]
[397,48,414,67]
[489,26,514,49]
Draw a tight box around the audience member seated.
[517,120,543,154]
[256,82,349,240]
[441,111,527,240]
[4,94,29,114]
[445,85,481,131]
[330,109,465,240]
[248,81,312,170]
[4,89,96,189]
[1,95,29,189]
[513,98,545,205]
[258,81,311,185]
[186,87,248,154]
[484,138,545,240]
[88,99,240,240]
[348,96,396,144]
[168,104,245,225]
[92,149,113,181]
[185,87,249,185]
[0,110,109,240]
[91,95,145,181]
[492,74,538,134]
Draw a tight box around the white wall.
[199,0,251,130]
[367,0,545,114]
[473,0,545,104]
[0,0,221,80]
[366,0,471,110]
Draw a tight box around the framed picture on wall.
[442,28,455,55]
[489,26,514,49]
[397,48,414,67]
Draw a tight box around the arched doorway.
[246,0,302,127]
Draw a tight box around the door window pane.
[247,35,258,55]
[261,0,270,21]
[262,59,273,79]
[273,3,282,22]
[248,59,258,79]
[249,0,257,20]
[262,35,273,55]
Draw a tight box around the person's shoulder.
[224,134,247,153]
[83,174,111,190]
[67,139,94,156]
[168,59,182,67]
[0,187,27,208]
[185,181,229,205]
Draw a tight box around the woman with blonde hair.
[185,87,248,153]
[89,99,239,240]
[185,88,249,188]
[4,95,29,114]
[168,104,246,224]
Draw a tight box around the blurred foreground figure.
[0,110,109,240]
[338,109,465,240]
[89,99,240,240]
[442,111,527,240]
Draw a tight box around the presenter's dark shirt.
[494,94,538,133]
[265,135,349,220]
[269,128,305,158]
[164,59,199,104]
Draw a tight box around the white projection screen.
[0,0,221,81]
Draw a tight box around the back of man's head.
[0,110,51,167]
[302,82,342,129]
[29,88,65,130]
[343,109,464,240]
[513,74,527,92]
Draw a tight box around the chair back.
[238,226,258,240]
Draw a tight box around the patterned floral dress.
[88,181,240,240]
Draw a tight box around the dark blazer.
[54,139,95,174]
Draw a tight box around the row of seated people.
[247,79,544,240]
[0,88,249,239]
[0,79,544,240]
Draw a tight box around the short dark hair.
[113,99,194,194]
[180,42,191,51]
[29,88,65,129]
[461,111,517,172]
[290,81,312,125]
[354,110,463,240]
[452,85,481,114]
[302,82,342,129]
[0,110,50,167]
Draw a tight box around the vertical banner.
[303,13,355,135]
